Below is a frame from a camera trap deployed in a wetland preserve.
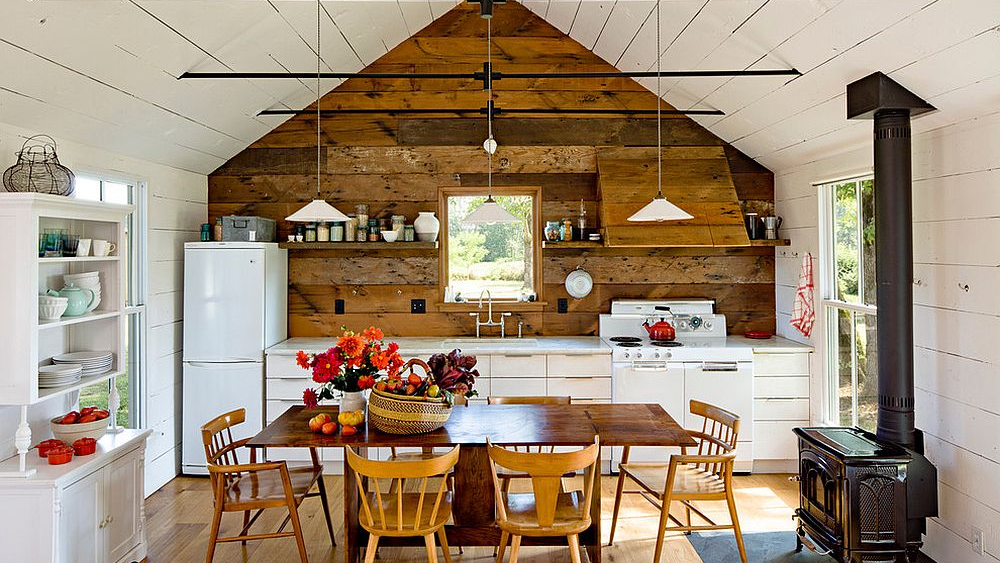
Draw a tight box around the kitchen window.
[439,187,542,303]
[819,175,876,431]
[75,175,146,428]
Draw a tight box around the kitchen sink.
[442,338,538,348]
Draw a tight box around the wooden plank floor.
[145,473,800,563]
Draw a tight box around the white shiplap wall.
[774,111,1000,562]
[0,123,207,497]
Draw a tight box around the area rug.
[688,531,935,563]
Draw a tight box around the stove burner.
[651,341,683,347]
[616,342,642,348]
[609,336,642,343]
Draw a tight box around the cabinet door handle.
[98,517,108,529]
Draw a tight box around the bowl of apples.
[368,353,478,435]
[50,406,111,444]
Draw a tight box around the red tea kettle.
[643,317,676,341]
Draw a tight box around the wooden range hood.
[597,146,750,247]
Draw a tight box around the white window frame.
[75,172,148,429]
[817,173,876,427]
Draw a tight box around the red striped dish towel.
[790,252,815,337]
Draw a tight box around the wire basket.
[3,135,75,196]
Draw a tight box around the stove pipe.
[847,72,935,449]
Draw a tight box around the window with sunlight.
[443,190,538,302]
[821,176,877,431]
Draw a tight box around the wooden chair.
[346,445,461,563]
[487,436,599,563]
[487,396,573,493]
[201,408,336,563]
[608,399,747,563]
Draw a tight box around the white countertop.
[0,429,150,487]
[267,336,612,356]
[266,335,812,356]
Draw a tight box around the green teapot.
[47,283,95,317]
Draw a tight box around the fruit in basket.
[407,372,424,386]
[59,411,80,424]
[321,421,338,435]
[308,413,332,433]
[427,385,441,398]
[338,410,364,427]
[341,425,358,437]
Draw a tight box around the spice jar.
[214,217,223,241]
[391,214,405,234]
[544,221,561,242]
[368,218,380,242]
[345,214,357,241]
[304,223,317,242]
[356,225,367,242]
[355,204,369,229]
[317,221,331,242]
[561,218,574,241]
[403,225,415,242]
[331,222,345,242]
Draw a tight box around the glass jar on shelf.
[304,223,317,242]
[345,214,357,241]
[331,222,345,242]
[316,221,331,242]
[544,221,561,242]
[403,225,415,242]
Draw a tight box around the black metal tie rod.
[180,68,798,80]
[256,107,725,117]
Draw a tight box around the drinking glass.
[62,234,80,257]
[43,229,64,257]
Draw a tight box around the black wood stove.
[793,73,938,563]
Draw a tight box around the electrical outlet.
[972,527,984,556]
[334,299,345,315]
[557,298,568,314]
[411,299,426,314]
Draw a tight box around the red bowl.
[72,437,97,456]
[36,439,66,458]
[47,446,74,465]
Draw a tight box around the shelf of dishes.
[37,310,123,330]
[39,269,110,322]
[37,350,117,398]
[37,369,122,401]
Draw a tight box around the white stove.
[602,299,754,471]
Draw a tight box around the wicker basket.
[368,359,452,435]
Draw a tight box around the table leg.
[586,448,602,563]
[452,445,496,527]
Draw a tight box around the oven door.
[612,360,686,465]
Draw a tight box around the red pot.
[73,437,97,456]
[47,446,74,465]
[37,439,65,458]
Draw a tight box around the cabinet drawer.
[546,354,612,377]
[267,378,311,400]
[491,355,547,378]
[547,377,611,399]
[754,398,809,420]
[266,355,301,377]
[754,376,810,398]
[489,377,546,397]
[754,421,807,459]
[753,353,810,376]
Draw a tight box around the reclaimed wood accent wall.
[208,2,776,337]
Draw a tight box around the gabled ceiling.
[1,0,997,176]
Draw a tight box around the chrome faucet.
[469,289,512,337]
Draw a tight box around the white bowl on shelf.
[39,296,69,320]
[50,415,109,443]
[64,273,102,312]
[381,230,399,243]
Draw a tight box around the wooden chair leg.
[286,500,310,563]
[684,502,693,536]
[424,533,439,563]
[608,470,628,546]
[508,535,522,563]
[726,491,748,563]
[241,510,251,545]
[363,534,380,563]
[496,530,509,563]
[501,477,511,493]
[204,504,224,563]
[652,496,672,563]
[315,475,338,546]
[568,534,582,563]
[437,528,453,563]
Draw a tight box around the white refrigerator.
[181,242,287,475]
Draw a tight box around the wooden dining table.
[247,403,696,563]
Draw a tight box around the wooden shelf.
[749,239,791,247]
[39,256,120,264]
[37,310,122,330]
[36,369,122,402]
[278,241,438,251]
[541,240,604,249]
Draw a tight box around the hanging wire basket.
[3,135,75,196]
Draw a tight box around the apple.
[405,384,417,395]
[308,413,332,433]
[427,385,441,398]
[375,381,387,392]
[341,425,358,437]
[321,421,338,435]
[407,373,423,386]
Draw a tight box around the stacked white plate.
[64,271,101,312]
[39,364,83,388]
[52,350,114,377]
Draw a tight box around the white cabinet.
[752,350,812,472]
[0,430,148,563]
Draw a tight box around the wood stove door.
[799,446,843,540]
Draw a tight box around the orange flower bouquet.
[297,326,404,409]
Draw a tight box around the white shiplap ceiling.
[1,0,998,176]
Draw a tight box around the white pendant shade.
[285,199,349,222]
[627,195,694,222]
[464,197,520,224]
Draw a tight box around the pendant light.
[464,14,519,225]
[628,0,693,223]
[286,0,348,224]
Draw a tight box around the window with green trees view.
[821,176,876,431]
[443,188,538,302]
